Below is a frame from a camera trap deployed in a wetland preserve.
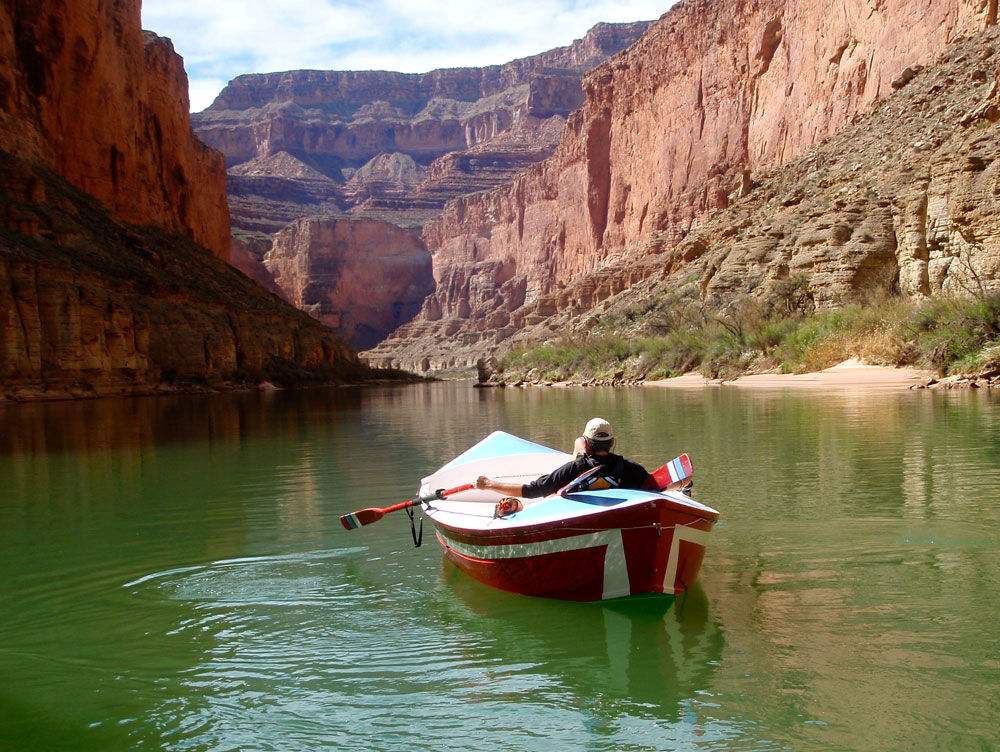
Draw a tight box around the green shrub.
[499,291,1000,381]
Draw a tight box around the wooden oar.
[340,483,474,530]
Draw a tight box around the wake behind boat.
[343,431,719,603]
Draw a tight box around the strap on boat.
[405,502,423,547]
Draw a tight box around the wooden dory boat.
[418,431,719,602]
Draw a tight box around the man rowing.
[475,417,657,499]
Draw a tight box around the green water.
[1,383,998,751]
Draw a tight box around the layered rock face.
[0,0,230,259]
[687,30,1000,306]
[367,0,1000,372]
[190,22,650,343]
[0,152,362,400]
[194,21,650,232]
[195,22,649,175]
[265,218,434,351]
[0,0,366,399]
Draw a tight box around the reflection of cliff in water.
[433,561,724,721]
[0,388,363,455]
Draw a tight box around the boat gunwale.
[425,495,716,548]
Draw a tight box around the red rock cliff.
[191,22,650,354]
[0,0,230,259]
[264,217,434,351]
[0,1,371,400]
[368,0,997,370]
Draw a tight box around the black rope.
[405,503,423,547]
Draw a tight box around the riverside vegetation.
[491,279,1000,387]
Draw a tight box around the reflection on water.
[1,383,998,751]
[5,385,999,522]
[435,565,723,720]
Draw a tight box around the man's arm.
[475,476,525,497]
[478,458,585,500]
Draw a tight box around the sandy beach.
[645,358,938,390]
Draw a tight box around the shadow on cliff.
[0,150,418,400]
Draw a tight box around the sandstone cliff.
[0,0,373,400]
[0,151,363,400]
[191,22,651,346]
[366,0,1000,373]
[0,0,230,259]
[194,21,651,233]
[265,217,434,351]
[195,22,650,172]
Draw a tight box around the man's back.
[521,452,649,498]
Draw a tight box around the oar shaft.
[381,499,420,514]
[340,482,475,531]
[419,482,474,502]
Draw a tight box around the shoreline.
[480,358,997,390]
[644,359,941,390]
[0,371,432,405]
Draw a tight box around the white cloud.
[142,0,676,111]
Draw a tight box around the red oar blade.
[341,498,417,530]
[340,507,387,530]
[650,453,694,491]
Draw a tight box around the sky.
[140,0,677,112]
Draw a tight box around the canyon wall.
[195,22,651,171]
[0,0,368,400]
[366,0,1000,372]
[0,150,363,400]
[194,21,651,233]
[0,0,230,259]
[191,22,651,345]
[265,217,435,351]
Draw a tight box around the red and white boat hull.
[419,431,719,602]
[427,493,715,602]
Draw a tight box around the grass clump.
[903,292,1000,372]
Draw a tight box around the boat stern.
[430,490,718,602]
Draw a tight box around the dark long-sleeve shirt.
[521,453,650,499]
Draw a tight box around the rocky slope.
[191,22,651,346]
[366,0,1000,373]
[0,0,372,400]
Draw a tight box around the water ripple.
[122,547,368,590]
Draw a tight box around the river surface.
[1,382,998,751]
